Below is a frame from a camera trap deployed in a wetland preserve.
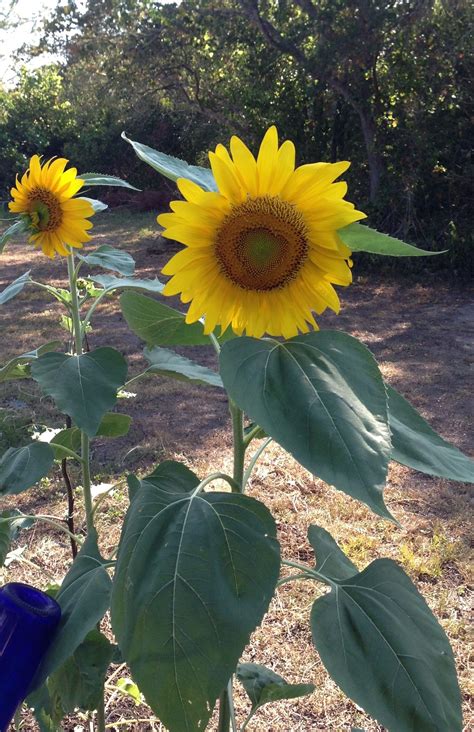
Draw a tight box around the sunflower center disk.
[28,188,63,231]
[215,196,309,291]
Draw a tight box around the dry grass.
[0,210,473,731]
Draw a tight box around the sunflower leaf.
[220,332,392,519]
[310,551,462,731]
[80,197,108,213]
[122,132,217,192]
[144,346,223,387]
[0,443,55,496]
[0,341,61,383]
[0,270,31,304]
[387,384,474,481]
[340,223,445,256]
[111,460,280,732]
[236,663,315,710]
[0,219,30,253]
[80,173,140,191]
[120,291,210,345]
[91,274,164,294]
[29,530,112,691]
[31,348,128,438]
[77,245,135,276]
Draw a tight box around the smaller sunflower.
[9,155,94,258]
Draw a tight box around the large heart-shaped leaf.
[0,443,54,496]
[387,385,474,482]
[78,245,135,276]
[123,133,217,191]
[340,223,444,256]
[80,172,140,190]
[31,348,127,437]
[30,530,112,690]
[92,273,163,294]
[220,332,392,518]
[120,291,210,345]
[0,341,61,383]
[112,460,280,732]
[144,346,223,387]
[0,270,30,304]
[311,545,461,731]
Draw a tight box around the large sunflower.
[9,155,94,258]
[158,127,366,338]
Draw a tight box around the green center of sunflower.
[28,188,63,232]
[215,196,309,291]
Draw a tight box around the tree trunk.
[358,107,384,202]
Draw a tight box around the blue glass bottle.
[0,582,61,730]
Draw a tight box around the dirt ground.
[0,209,473,731]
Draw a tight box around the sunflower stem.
[229,400,245,492]
[217,399,246,730]
[67,252,94,534]
[218,678,237,732]
[96,693,106,732]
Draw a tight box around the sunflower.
[9,155,94,258]
[158,127,366,339]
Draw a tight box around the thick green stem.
[218,688,231,732]
[218,403,245,731]
[67,254,83,354]
[229,400,245,492]
[81,432,94,534]
[96,695,106,732]
[67,253,95,534]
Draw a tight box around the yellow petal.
[230,135,258,196]
[161,225,213,247]
[267,140,296,196]
[209,151,245,204]
[257,126,279,194]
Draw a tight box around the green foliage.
[91,273,163,294]
[144,346,223,388]
[237,662,315,716]
[31,348,127,437]
[310,537,462,731]
[111,460,281,731]
[308,525,358,582]
[387,385,474,482]
[220,332,392,518]
[0,341,61,383]
[77,245,135,276]
[120,291,212,346]
[49,629,113,712]
[0,442,55,495]
[340,224,445,257]
[0,271,30,305]
[0,510,33,567]
[1,0,471,270]
[0,220,30,253]
[79,172,139,189]
[31,530,112,690]
[122,133,217,191]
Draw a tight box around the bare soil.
[0,210,473,731]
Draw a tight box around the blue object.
[0,582,61,730]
